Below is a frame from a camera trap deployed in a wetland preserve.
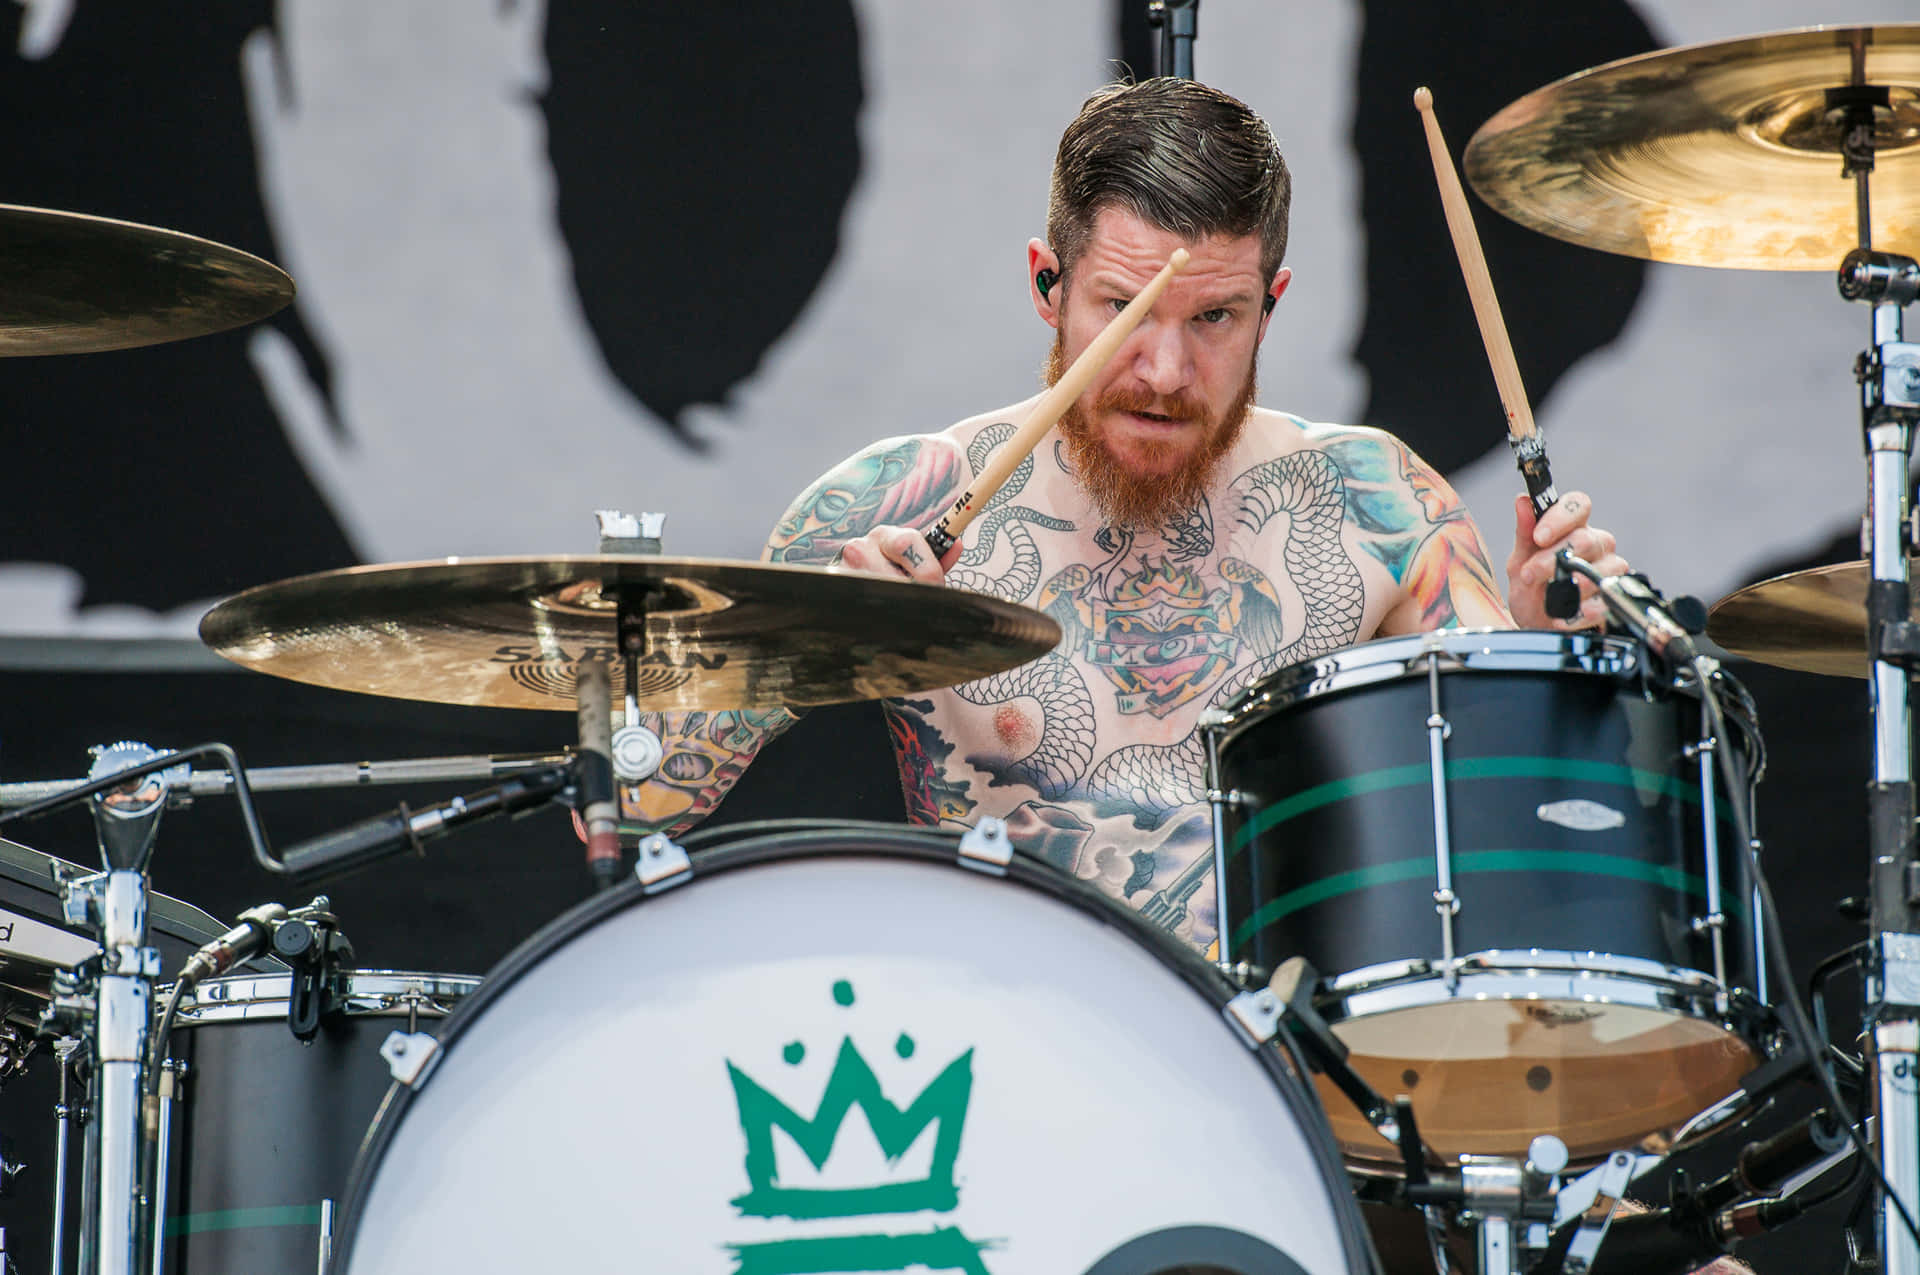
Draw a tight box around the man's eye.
[1108,297,1131,313]
[1198,308,1232,324]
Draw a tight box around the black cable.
[1692,649,1920,1252]
[1809,941,1869,1063]
[0,741,276,872]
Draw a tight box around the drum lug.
[958,816,1013,874]
[1223,987,1284,1047]
[633,832,691,893]
[380,1030,442,1089]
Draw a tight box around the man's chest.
[912,453,1401,824]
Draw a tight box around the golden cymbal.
[199,556,1063,712]
[0,204,293,354]
[1706,560,1916,677]
[1464,24,1920,270]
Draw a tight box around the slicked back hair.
[1046,78,1291,292]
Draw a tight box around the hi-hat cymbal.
[199,556,1063,712]
[0,205,293,354]
[1707,561,1916,677]
[1465,24,1920,270]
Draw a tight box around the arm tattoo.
[617,707,798,835]
[1321,429,1503,628]
[881,698,975,824]
[767,436,965,565]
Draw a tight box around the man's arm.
[617,434,968,835]
[1357,436,1623,634]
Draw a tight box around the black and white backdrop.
[0,1,1910,1269]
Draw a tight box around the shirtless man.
[617,76,1625,963]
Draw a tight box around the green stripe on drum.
[164,1204,324,1237]
[1225,756,1725,858]
[1225,848,1737,958]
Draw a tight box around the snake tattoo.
[952,442,1363,827]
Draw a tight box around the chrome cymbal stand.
[40,743,174,1275]
[1833,50,1920,1275]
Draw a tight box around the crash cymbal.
[199,556,1063,712]
[1464,24,1920,270]
[1707,561,1916,677]
[0,204,293,354]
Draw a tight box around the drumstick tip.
[1169,247,1190,270]
[1413,85,1433,113]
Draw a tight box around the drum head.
[339,834,1370,1274]
[1321,997,1756,1169]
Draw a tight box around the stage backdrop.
[0,3,1910,1271]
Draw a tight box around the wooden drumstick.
[924,248,1191,555]
[1413,86,1559,517]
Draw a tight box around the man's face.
[1045,207,1274,527]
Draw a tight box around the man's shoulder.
[1236,410,1419,483]
[765,412,1025,564]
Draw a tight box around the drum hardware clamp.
[379,1029,442,1089]
[634,832,692,892]
[957,817,1013,875]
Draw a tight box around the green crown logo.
[723,978,993,1275]
[727,1037,972,1218]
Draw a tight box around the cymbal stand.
[48,743,172,1275]
[1144,0,1197,80]
[1834,57,1920,1275]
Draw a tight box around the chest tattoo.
[943,448,1364,828]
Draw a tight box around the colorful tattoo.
[617,707,797,835]
[1321,427,1504,628]
[768,437,964,564]
[881,698,974,825]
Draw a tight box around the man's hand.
[832,524,963,585]
[1507,491,1627,631]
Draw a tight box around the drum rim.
[330,820,1380,1274]
[1322,956,1770,1041]
[169,969,483,1023]
[1205,628,1641,747]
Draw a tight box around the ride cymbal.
[199,556,1063,712]
[1465,24,1920,270]
[1707,560,1917,677]
[0,205,293,355]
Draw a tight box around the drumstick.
[923,248,1191,555]
[1413,86,1559,517]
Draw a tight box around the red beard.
[1046,333,1256,529]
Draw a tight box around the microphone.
[574,661,621,892]
[277,767,571,881]
[176,902,288,986]
[1557,1110,1847,1274]
[1553,553,1696,657]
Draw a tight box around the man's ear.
[1256,266,1292,340]
[1028,238,1062,327]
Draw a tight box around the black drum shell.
[1213,634,1758,992]
[155,973,474,1274]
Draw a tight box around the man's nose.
[1131,320,1192,395]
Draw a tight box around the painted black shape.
[0,4,355,609]
[545,4,862,442]
[1081,1224,1313,1275]
[1115,0,1161,83]
[1354,1,1657,473]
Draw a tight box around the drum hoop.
[330,820,1377,1274]
[1323,961,1767,1045]
[169,969,483,1024]
[1329,948,1721,993]
[1205,629,1638,747]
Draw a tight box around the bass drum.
[336,825,1378,1275]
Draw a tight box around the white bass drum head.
[338,828,1373,1274]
